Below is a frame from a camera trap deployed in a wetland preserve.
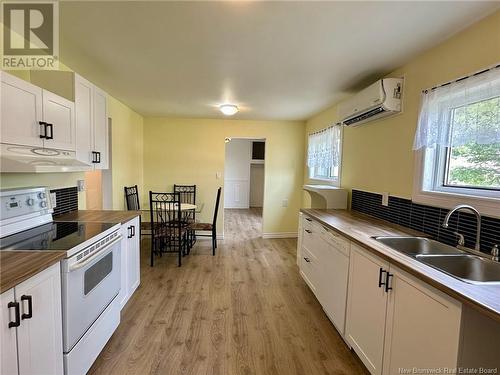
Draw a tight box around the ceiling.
[60,1,499,120]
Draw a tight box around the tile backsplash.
[50,186,78,216]
[351,189,500,254]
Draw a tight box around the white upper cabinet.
[92,86,109,170]
[74,74,109,169]
[42,90,76,151]
[1,71,75,151]
[75,75,94,165]
[1,72,44,147]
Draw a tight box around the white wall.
[250,163,264,207]
[224,139,252,208]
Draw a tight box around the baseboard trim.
[262,232,298,239]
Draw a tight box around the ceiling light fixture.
[219,104,239,116]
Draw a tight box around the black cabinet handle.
[46,123,54,139]
[7,301,20,328]
[20,295,33,320]
[305,218,312,222]
[385,273,394,293]
[303,257,311,263]
[378,267,387,288]
[127,226,132,238]
[131,225,135,237]
[39,121,47,139]
[91,151,98,163]
[97,152,101,163]
[305,229,312,234]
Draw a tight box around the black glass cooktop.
[0,221,116,251]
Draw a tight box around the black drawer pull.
[305,218,312,222]
[385,273,394,293]
[8,301,20,328]
[21,295,33,320]
[305,229,312,234]
[131,225,135,237]
[378,267,387,288]
[127,226,132,238]
[303,257,311,263]
[39,121,47,139]
[46,123,54,139]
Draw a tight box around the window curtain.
[413,68,500,150]
[307,125,341,169]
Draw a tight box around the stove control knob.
[40,201,47,208]
[26,198,35,206]
[38,192,46,199]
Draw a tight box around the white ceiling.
[60,1,499,120]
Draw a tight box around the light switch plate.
[216,172,222,179]
[382,192,389,206]
[50,192,57,208]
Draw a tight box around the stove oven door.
[61,233,121,353]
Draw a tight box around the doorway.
[224,138,266,236]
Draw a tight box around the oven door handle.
[68,235,122,272]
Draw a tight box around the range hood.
[0,144,92,173]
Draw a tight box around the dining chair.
[174,184,196,246]
[149,191,189,267]
[189,187,221,255]
[124,185,151,236]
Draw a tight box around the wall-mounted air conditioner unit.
[338,78,403,126]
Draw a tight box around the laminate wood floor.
[89,208,368,375]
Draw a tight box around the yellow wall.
[304,11,500,205]
[0,67,144,210]
[107,96,144,209]
[143,118,305,235]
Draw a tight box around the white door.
[93,86,108,169]
[1,71,44,147]
[119,224,129,310]
[345,244,389,375]
[126,217,141,297]
[42,90,76,151]
[319,233,350,335]
[382,267,462,374]
[16,263,63,375]
[75,74,94,165]
[1,288,19,375]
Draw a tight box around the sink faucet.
[442,204,481,252]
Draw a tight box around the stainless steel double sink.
[374,236,500,284]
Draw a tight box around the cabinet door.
[345,244,389,375]
[42,90,76,151]
[382,267,462,375]
[1,71,44,147]
[118,224,129,310]
[93,86,109,169]
[74,74,94,165]
[16,263,63,375]
[126,217,141,296]
[297,213,303,266]
[300,246,321,298]
[1,288,18,375]
[319,235,350,335]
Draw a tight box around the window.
[307,125,342,184]
[413,67,500,215]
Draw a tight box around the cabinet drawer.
[302,224,321,257]
[300,247,320,297]
[302,215,314,231]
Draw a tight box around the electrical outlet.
[77,180,85,192]
[282,199,288,207]
[382,192,389,206]
[50,193,57,208]
[216,172,222,179]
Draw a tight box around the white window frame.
[307,126,343,187]
[413,137,500,218]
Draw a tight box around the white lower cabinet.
[0,263,63,375]
[298,215,463,375]
[119,216,141,309]
[345,244,389,374]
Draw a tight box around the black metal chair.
[189,187,221,255]
[173,184,196,246]
[149,191,189,267]
[124,185,151,235]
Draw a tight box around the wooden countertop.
[301,209,500,322]
[54,210,140,224]
[0,251,66,294]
